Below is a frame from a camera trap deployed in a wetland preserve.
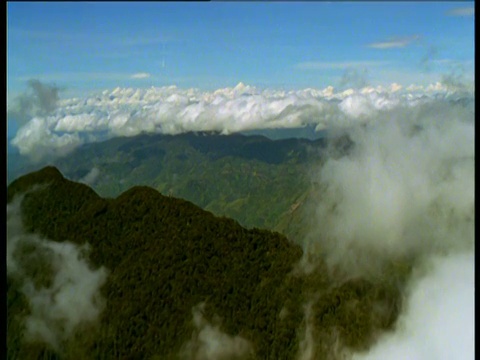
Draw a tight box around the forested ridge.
[7,166,407,360]
[8,132,353,240]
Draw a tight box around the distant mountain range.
[7,166,408,360]
[7,131,353,241]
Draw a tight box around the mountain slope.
[7,166,304,359]
[7,132,353,242]
[7,166,405,360]
[47,132,332,235]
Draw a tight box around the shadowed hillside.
[46,132,339,236]
[7,166,406,360]
[7,132,354,243]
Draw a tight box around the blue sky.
[7,1,475,98]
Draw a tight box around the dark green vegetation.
[10,132,336,239]
[7,132,354,243]
[7,166,411,359]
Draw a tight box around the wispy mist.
[303,98,474,277]
[180,303,254,360]
[352,252,474,360]
[338,68,369,90]
[7,195,108,351]
[79,167,101,186]
[8,79,61,126]
[299,72,474,358]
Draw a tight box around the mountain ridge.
[7,166,305,359]
[43,132,332,236]
[7,132,353,242]
[7,166,405,360]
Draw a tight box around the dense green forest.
[8,132,352,242]
[7,166,410,360]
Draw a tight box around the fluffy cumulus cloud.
[11,116,83,163]
[9,80,472,163]
[7,195,109,351]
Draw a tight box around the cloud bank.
[7,195,109,351]
[303,97,474,276]
[299,65,474,358]
[9,80,473,163]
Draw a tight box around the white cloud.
[446,7,474,17]
[368,35,420,49]
[79,167,101,185]
[299,69,474,359]
[9,82,472,162]
[131,72,151,79]
[425,82,448,92]
[54,113,98,132]
[389,83,402,93]
[303,100,474,275]
[338,94,373,118]
[180,303,254,360]
[11,117,83,162]
[353,252,474,360]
